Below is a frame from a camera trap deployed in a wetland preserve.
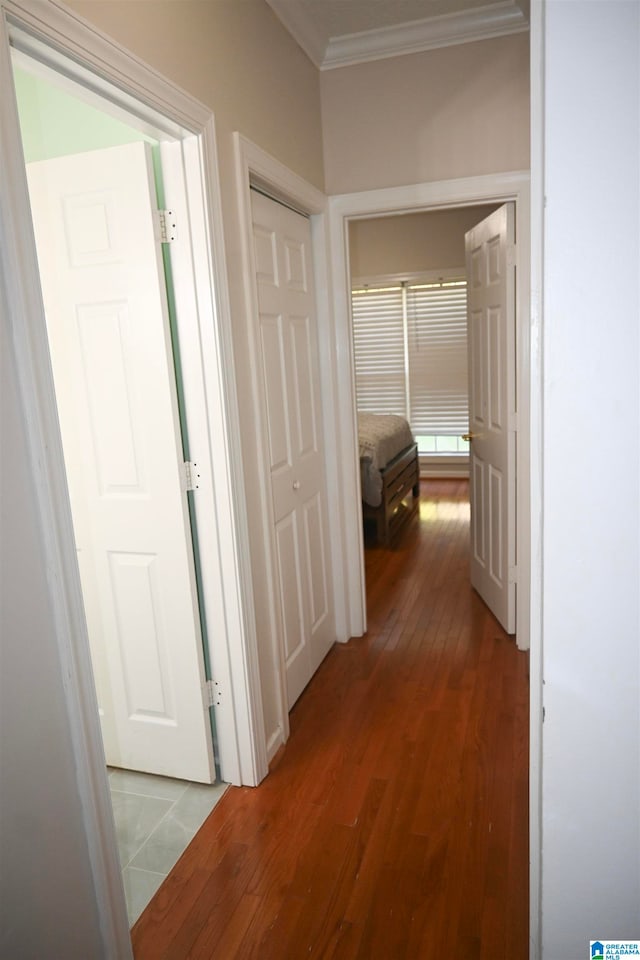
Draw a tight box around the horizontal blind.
[351,286,406,416]
[406,281,468,435]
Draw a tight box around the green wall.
[13,65,154,162]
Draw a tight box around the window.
[351,285,405,415]
[351,277,470,455]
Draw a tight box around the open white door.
[250,189,334,709]
[465,203,516,634]
[26,142,215,781]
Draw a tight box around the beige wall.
[67,0,324,190]
[321,33,530,194]
[349,205,498,279]
[66,0,326,756]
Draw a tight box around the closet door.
[251,190,333,708]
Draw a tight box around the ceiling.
[265,0,530,70]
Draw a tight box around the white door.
[250,190,334,708]
[27,142,215,782]
[465,203,516,634]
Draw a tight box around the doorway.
[327,174,531,653]
[8,35,237,927]
[13,51,216,784]
[347,202,516,635]
[6,31,258,924]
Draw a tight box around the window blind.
[351,285,406,416]
[406,281,468,436]
[351,278,468,442]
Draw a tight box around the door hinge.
[182,460,200,492]
[509,565,518,583]
[154,209,177,243]
[204,679,222,708]
[507,243,516,268]
[509,411,519,431]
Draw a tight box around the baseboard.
[266,726,285,763]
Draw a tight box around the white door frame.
[327,172,531,648]
[233,134,347,763]
[0,1,260,953]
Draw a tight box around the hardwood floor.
[131,479,529,959]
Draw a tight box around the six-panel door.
[251,190,334,708]
[27,141,215,781]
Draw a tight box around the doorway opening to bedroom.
[347,201,517,637]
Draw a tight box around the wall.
[65,0,326,754]
[13,65,151,161]
[321,32,530,195]
[541,2,640,955]
[348,205,498,278]
[0,299,106,956]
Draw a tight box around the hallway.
[131,479,529,958]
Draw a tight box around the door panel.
[274,512,309,699]
[303,494,329,632]
[489,465,504,587]
[27,142,214,781]
[260,313,292,476]
[488,306,504,429]
[465,203,516,634]
[251,190,334,709]
[76,302,142,492]
[471,454,486,569]
[290,316,317,456]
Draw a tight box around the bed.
[358,412,420,545]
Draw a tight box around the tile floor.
[108,768,228,925]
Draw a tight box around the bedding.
[358,412,415,507]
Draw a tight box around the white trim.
[0,0,261,950]
[158,136,262,788]
[181,122,266,789]
[266,0,528,70]
[233,133,349,759]
[352,267,466,289]
[328,170,531,645]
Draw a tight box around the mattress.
[358,412,414,508]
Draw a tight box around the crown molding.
[266,1,528,72]
[323,2,529,69]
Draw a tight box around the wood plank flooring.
[132,479,529,959]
